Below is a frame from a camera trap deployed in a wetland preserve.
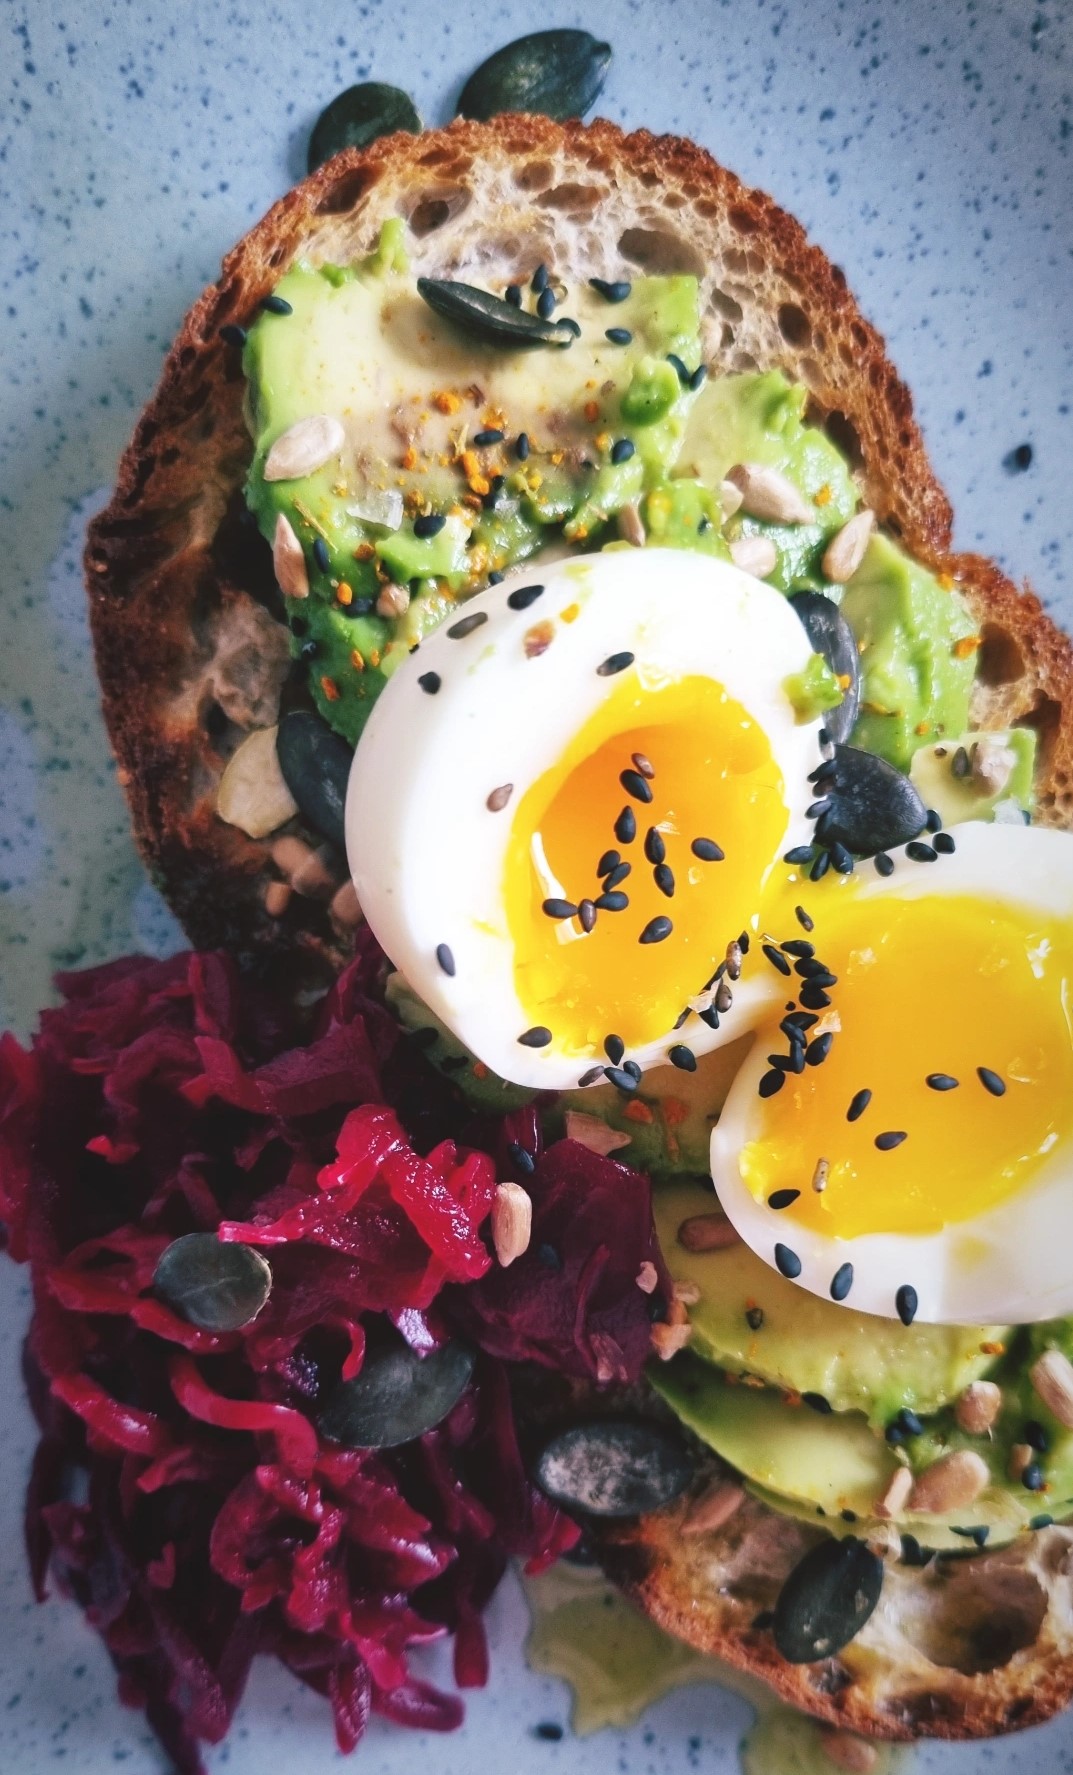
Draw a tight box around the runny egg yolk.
[739,893,1073,1239]
[504,673,789,1056]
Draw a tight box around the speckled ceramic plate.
[2,3,1072,1771]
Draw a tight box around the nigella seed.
[896,1285,919,1326]
[768,1188,801,1210]
[519,1026,553,1048]
[473,428,505,446]
[595,890,629,911]
[810,850,831,882]
[578,898,596,933]
[620,768,653,801]
[505,284,523,307]
[906,840,937,863]
[691,837,725,861]
[934,831,956,854]
[507,583,545,611]
[830,1263,854,1302]
[313,536,330,572]
[531,263,549,295]
[610,438,635,464]
[875,1130,908,1151]
[605,1065,639,1094]
[542,898,579,920]
[669,1044,696,1072]
[978,1066,1007,1096]
[783,845,814,866]
[644,827,666,865]
[925,808,943,833]
[589,277,631,303]
[774,1243,802,1280]
[654,864,675,897]
[515,432,531,460]
[605,326,632,344]
[536,286,556,319]
[447,610,489,639]
[926,1073,959,1092]
[604,1034,625,1064]
[762,944,792,977]
[413,513,447,539]
[219,322,247,346]
[436,943,456,977]
[599,651,635,677]
[597,849,620,877]
[577,1066,605,1087]
[639,916,673,944]
[758,1070,785,1099]
[614,806,637,844]
[806,1034,833,1066]
[602,861,631,889]
[847,1088,872,1122]
[874,852,895,876]
[418,671,442,695]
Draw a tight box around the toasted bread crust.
[84,115,1073,1738]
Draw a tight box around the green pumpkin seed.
[319,1338,475,1449]
[308,83,421,173]
[417,278,575,349]
[533,1421,695,1518]
[457,30,611,122]
[153,1234,272,1333]
[772,1536,884,1663]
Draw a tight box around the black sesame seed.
[1021,1462,1046,1492]
[598,651,635,677]
[698,1007,720,1029]
[762,944,792,977]
[603,1035,625,1065]
[758,1069,785,1099]
[810,850,831,882]
[933,831,956,854]
[589,277,631,303]
[407,1026,439,1050]
[576,1066,605,1088]
[783,845,814,866]
[508,1143,537,1175]
[413,513,447,539]
[924,808,943,833]
[597,849,620,878]
[806,1033,834,1066]
[768,1053,802,1075]
[312,536,330,572]
[738,932,751,954]
[926,1073,959,1092]
[260,293,294,315]
[906,840,938,863]
[620,768,653,802]
[436,943,456,977]
[623,1060,642,1082]
[417,671,442,695]
[542,898,579,920]
[806,797,833,819]
[514,432,531,461]
[784,1010,818,1031]
[605,326,633,344]
[653,863,674,898]
[666,353,690,384]
[799,1390,831,1415]
[446,610,488,639]
[614,806,637,845]
[895,1284,919,1326]
[578,898,596,933]
[219,322,247,347]
[488,571,505,585]
[689,363,708,391]
[519,1026,553,1048]
[639,915,673,945]
[875,1130,908,1151]
[847,1088,872,1122]
[1029,1513,1054,1531]
[885,1424,905,1446]
[781,940,815,959]
[898,1409,923,1437]
[505,284,523,307]
[900,1534,934,1568]
[774,1243,802,1279]
[828,842,854,875]
[874,852,895,877]
[610,438,635,465]
[977,1066,1007,1097]
[507,583,545,611]
[537,1242,561,1269]
[604,1065,638,1094]
[531,263,549,294]
[536,286,556,319]
[594,890,629,912]
[768,1188,801,1210]
[299,639,319,661]
[1025,1421,1050,1453]
[795,956,827,978]
[746,1305,765,1331]
[668,1044,696,1072]
[602,861,631,889]
[690,837,725,862]
[473,428,505,446]
[799,984,831,1010]
[830,1263,854,1302]
[440,1054,468,1071]
[644,828,666,866]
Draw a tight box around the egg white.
[345,548,826,1090]
[711,822,1073,1324]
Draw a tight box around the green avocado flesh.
[241,224,976,747]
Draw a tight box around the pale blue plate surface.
[2,1,1072,1768]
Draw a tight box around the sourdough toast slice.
[84,115,1073,1738]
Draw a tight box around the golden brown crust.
[84,114,1073,1737]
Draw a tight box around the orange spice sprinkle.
[549,449,564,466]
[980,1340,1006,1356]
[369,650,381,669]
[353,541,376,561]
[350,650,365,672]
[814,483,833,507]
[915,720,930,735]
[938,570,956,590]
[583,399,600,422]
[336,582,354,606]
[623,1100,655,1125]
[594,432,611,453]
[954,635,982,660]
[837,672,852,691]
[472,1061,489,1080]
[401,445,418,471]
[434,390,461,414]
[320,675,340,702]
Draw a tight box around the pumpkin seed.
[153,1234,272,1333]
[457,29,611,123]
[307,83,421,173]
[416,278,576,349]
[533,1421,695,1517]
[789,592,861,746]
[276,710,354,851]
[818,745,927,857]
[319,1337,475,1449]
[773,1536,884,1663]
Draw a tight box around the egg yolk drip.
[505,672,789,1057]
[739,893,1073,1239]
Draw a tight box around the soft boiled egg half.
[346,548,827,1090]
[711,821,1073,1325]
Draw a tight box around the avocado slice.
[654,1181,1008,1425]
[908,727,1036,825]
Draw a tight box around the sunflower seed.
[533,1421,695,1517]
[772,1537,883,1663]
[457,29,612,122]
[618,501,646,547]
[216,726,299,839]
[154,1234,272,1332]
[320,1336,475,1449]
[307,82,421,172]
[417,277,575,348]
[272,513,309,599]
[681,1480,746,1536]
[264,414,346,482]
[1030,1348,1073,1430]
[563,1110,632,1157]
[821,509,875,584]
[729,534,778,579]
[376,580,410,619]
[727,462,814,525]
[873,1466,913,1520]
[719,477,745,519]
[954,1380,1002,1435]
[907,1449,990,1514]
[677,1212,740,1253]
[492,1181,532,1266]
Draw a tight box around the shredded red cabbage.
[0,938,659,1771]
